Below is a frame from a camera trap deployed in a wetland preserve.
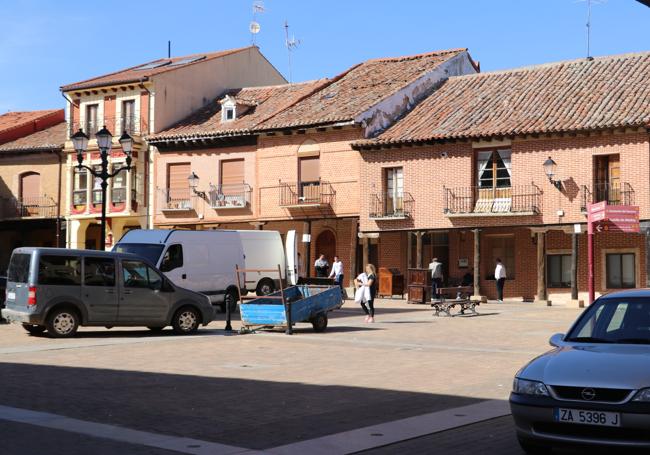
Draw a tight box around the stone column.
[535,231,551,305]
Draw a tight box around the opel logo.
[581,388,596,401]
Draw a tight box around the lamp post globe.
[71,129,89,154]
[118,131,134,155]
[188,171,200,190]
[95,125,113,152]
[543,156,557,180]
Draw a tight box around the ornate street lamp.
[543,156,562,190]
[72,126,133,250]
[188,171,205,197]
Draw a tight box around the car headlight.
[632,388,650,402]
[513,378,550,396]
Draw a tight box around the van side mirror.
[549,333,565,347]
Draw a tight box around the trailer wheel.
[311,313,328,333]
[256,278,275,296]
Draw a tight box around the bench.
[430,286,479,317]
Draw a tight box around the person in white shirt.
[329,256,344,295]
[428,257,443,301]
[495,258,507,302]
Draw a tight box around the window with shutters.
[165,162,191,210]
[299,156,320,200]
[86,104,99,135]
[385,167,404,214]
[111,166,127,205]
[121,100,136,133]
[19,172,42,216]
[220,159,245,193]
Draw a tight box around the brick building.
[0,110,67,269]
[60,46,286,249]
[148,49,478,282]
[353,52,650,302]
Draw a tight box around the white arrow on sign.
[596,223,604,233]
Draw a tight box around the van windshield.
[8,253,31,283]
[113,243,164,265]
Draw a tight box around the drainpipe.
[55,149,63,248]
[140,79,153,229]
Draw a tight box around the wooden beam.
[473,229,481,298]
[536,232,547,302]
[415,231,423,268]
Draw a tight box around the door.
[385,168,403,214]
[220,159,245,205]
[167,163,191,208]
[595,155,620,204]
[285,230,297,285]
[475,150,512,212]
[159,243,185,285]
[315,230,336,274]
[119,259,170,323]
[19,172,41,216]
[299,156,320,201]
[83,256,118,322]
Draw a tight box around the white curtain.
[477,151,491,183]
[498,149,512,178]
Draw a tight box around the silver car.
[2,247,215,338]
[510,289,650,453]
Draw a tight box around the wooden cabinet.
[407,268,431,304]
[378,267,404,298]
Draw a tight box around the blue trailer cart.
[239,285,343,334]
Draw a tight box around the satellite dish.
[249,21,261,34]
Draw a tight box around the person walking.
[428,257,443,301]
[329,255,345,296]
[495,258,507,303]
[355,264,377,323]
[314,254,329,278]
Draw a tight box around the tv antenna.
[284,20,301,83]
[579,0,606,59]
[249,1,264,45]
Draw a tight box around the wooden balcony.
[369,192,414,220]
[444,185,541,216]
[0,196,57,220]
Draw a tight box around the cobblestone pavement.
[0,299,582,453]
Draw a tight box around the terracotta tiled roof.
[254,49,468,131]
[0,110,61,134]
[61,47,255,91]
[356,52,650,147]
[0,122,66,153]
[148,80,329,142]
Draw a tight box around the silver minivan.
[1,247,215,337]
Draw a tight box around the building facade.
[60,46,286,249]
[354,52,650,302]
[0,110,67,269]
[148,49,478,282]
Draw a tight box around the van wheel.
[256,278,276,296]
[222,289,239,313]
[311,313,328,333]
[22,324,46,335]
[172,307,200,335]
[46,307,79,338]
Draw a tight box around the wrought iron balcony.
[369,192,414,220]
[69,115,148,138]
[158,188,193,212]
[208,183,251,209]
[279,181,335,207]
[0,196,57,220]
[581,182,634,212]
[444,185,541,216]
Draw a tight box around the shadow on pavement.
[0,362,486,450]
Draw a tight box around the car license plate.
[7,291,15,301]
[554,408,620,427]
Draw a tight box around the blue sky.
[1,0,648,112]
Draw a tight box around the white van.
[114,229,296,311]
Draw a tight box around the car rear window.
[38,255,81,286]
[8,253,31,283]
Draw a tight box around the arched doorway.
[315,229,336,275]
